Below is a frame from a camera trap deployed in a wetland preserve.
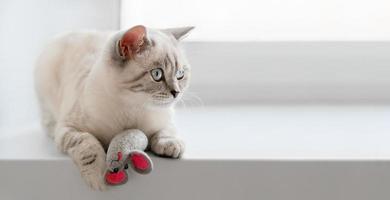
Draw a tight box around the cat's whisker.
[176,98,187,110]
[181,92,204,108]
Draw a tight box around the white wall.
[0,0,120,65]
[121,0,390,41]
[1,0,389,136]
[183,42,390,104]
[0,0,120,135]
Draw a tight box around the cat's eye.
[150,68,163,82]
[176,69,185,80]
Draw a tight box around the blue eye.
[176,69,185,80]
[151,68,163,82]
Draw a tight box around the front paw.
[71,142,107,191]
[151,136,185,158]
[82,168,107,191]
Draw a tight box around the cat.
[34,25,193,190]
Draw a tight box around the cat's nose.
[170,90,179,98]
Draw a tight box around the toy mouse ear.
[128,150,153,174]
[105,170,128,186]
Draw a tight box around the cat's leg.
[39,104,56,138]
[55,126,106,190]
[150,125,185,158]
[36,95,57,138]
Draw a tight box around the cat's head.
[109,25,193,108]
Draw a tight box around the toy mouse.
[105,129,153,185]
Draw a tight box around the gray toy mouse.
[104,129,153,185]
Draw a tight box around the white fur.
[34,27,191,190]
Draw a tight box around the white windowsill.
[2,105,390,160]
[1,105,390,200]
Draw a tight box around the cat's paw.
[151,137,185,158]
[81,169,107,191]
[72,140,107,191]
[79,153,107,190]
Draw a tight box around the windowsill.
[2,105,390,160]
[2,105,390,199]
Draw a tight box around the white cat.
[34,25,193,190]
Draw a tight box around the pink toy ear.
[105,170,128,185]
[128,150,153,174]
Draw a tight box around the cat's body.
[35,26,193,190]
[35,30,171,146]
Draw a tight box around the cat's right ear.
[117,25,148,60]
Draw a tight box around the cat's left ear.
[117,25,148,59]
[163,26,195,41]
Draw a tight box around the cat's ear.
[163,26,194,41]
[117,25,148,59]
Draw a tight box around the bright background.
[1,0,390,137]
[121,0,390,41]
[0,0,119,135]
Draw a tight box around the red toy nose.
[105,170,128,185]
